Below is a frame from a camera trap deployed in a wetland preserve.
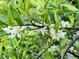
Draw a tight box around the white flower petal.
[61,21,72,28]
[3,28,10,33]
[8,34,16,39]
[17,33,21,38]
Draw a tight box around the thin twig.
[20,23,45,28]
[62,35,79,59]
[67,50,79,58]
[60,27,79,30]
[21,24,79,31]
[37,43,53,59]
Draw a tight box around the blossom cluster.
[2,21,71,39]
[3,26,27,39]
[48,45,58,53]
[50,24,66,41]
[61,21,72,28]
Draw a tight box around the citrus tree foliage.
[0,0,79,59]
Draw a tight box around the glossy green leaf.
[10,5,24,25]
[54,10,60,31]
[0,14,9,25]
[62,4,78,13]
[0,30,6,37]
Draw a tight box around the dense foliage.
[0,0,79,59]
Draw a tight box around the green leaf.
[62,4,78,13]
[11,55,16,59]
[29,0,39,7]
[75,41,79,50]
[25,0,31,10]
[19,8,29,18]
[8,11,17,26]
[17,0,25,10]
[29,8,40,22]
[68,15,74,26]
[76,0,79,9]
[60,37,68,48]
[10,0,16,9]
[10,5,24,25]
[0,14,9,25]
[0,30,6,37]
[44,52,52,59]
[54,10,60,31]
[1,36,8,46]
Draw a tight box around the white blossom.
[48,45,58,52]
[50,24,54,28]
[50,26,66,41]
[3,27,10,33]
[67,53,73,59]
[3,26,22,39]
[20,26,27,30]
[76,31,79,35]
[51,45,57,49]
[36,27,47,35]
[8,34,16,39]
[61,21,72,28]
[50,28,55,37]
[55,36,60,41]
[57,30,66,38]
[70,47,74,51]
[9,57,12,59]
[17,33,21,38]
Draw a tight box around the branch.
[21,23,79,31]
[20,23,45,29]
[67,50,79,58]
[36,43,53,59]
[62,35,79,59]
[19,22,79,31]
[60,27,79,31]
